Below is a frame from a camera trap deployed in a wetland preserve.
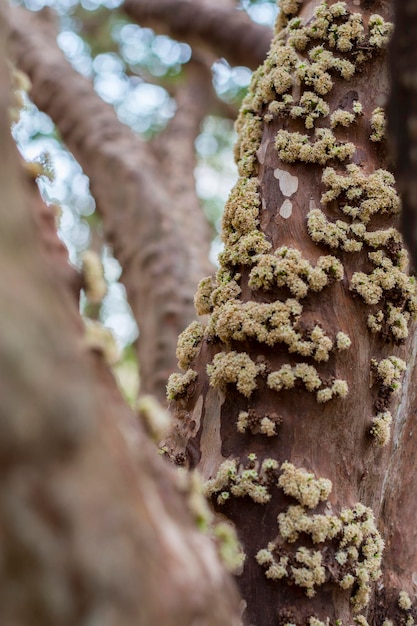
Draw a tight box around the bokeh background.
[12,0,277,397]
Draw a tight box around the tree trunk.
[0,6,242,623]
[167,1,417,624]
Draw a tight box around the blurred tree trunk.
[388,0,417,269]
[167,1,417,624]
[6,5,215,405]
[0,5,242,624]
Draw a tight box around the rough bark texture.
[167,1,417,624]
[122,0,273,70]
[4,0,417,623]
[388,0,417,269]
[6,6,214,404]
[370,329,417,624]
[0,8,242,623]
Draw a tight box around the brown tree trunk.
[0,6,242,623]
[167,1,417,624]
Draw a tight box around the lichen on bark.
[166,1,417,624]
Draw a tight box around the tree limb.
[151,56,218,288]
[6,5,213,403]
[122,0,272,70]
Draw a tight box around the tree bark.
[167,1,417,624]
[0,8,242,623]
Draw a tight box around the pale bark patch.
[198,388,226,481]
[274,168,299,197]
[279,199,293,219]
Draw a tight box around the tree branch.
[151,56,217,288]
[122,0,272,70]
[6,5,213,403]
